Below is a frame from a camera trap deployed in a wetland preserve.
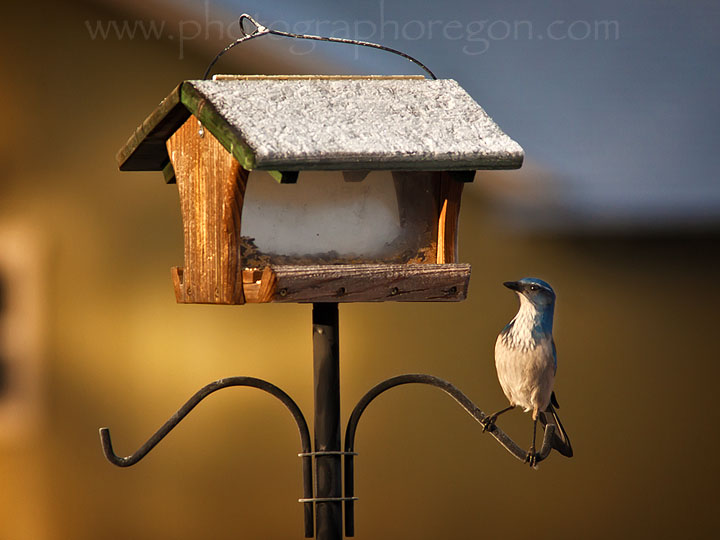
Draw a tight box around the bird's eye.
[529,285,539,291]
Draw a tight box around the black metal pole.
[312,303,342,540]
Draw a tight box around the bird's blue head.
[503,277,556,309]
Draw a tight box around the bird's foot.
[525,446,537,467]
[481,415,497,433]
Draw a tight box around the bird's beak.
[503,281,522,292]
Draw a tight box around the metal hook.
[203,14,437,80]
[99,376,315,538]
[100,372,558,539]
[342,374,557,537]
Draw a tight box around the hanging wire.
[203,13,437,80]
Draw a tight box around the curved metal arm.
[203,13,437,80]
[342,374,556,537]
[99,376,314,538]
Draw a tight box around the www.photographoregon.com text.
[85,1,620,59]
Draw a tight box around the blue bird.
[482,278,573,466]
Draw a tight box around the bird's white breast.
[495,301,556,415]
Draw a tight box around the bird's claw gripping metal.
[101,374,559,538]
[480,415,497,433]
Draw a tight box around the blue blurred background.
[211,0,720,231]
[1,1,718,539]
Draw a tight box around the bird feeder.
[117,75,523,305]
[103,54,567,540]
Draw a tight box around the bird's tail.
[539,392,573,457]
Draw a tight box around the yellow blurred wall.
[1,1,718,539]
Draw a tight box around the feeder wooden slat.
[167,116,247,304]
[437,173,465,264]
[249,263,471,303]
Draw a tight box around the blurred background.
[1,0,719,539]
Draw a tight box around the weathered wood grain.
[179,82,257,172]
[437,174,465,264]
[263,263,471,303]
[167,115,248,304]
[256,266,278,303]
[170,267,184,303]
[392,171,440,263]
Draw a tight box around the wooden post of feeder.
[166,116,248,304]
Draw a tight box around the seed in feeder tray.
[239,236,437,267]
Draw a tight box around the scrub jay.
[482,278,573,466]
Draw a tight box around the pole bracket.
[342,373,558,537]
[98,376,315,538]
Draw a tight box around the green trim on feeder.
[179,82,257,172]
[267,170,299,183]
[116,84,190,171]
[161,161,176,184]
[115,77,524,175]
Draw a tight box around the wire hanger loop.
[203,13,437,80]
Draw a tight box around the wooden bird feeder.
[117,75,523,305]
[104,63,553,540]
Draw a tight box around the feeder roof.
[117,76,523,172]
